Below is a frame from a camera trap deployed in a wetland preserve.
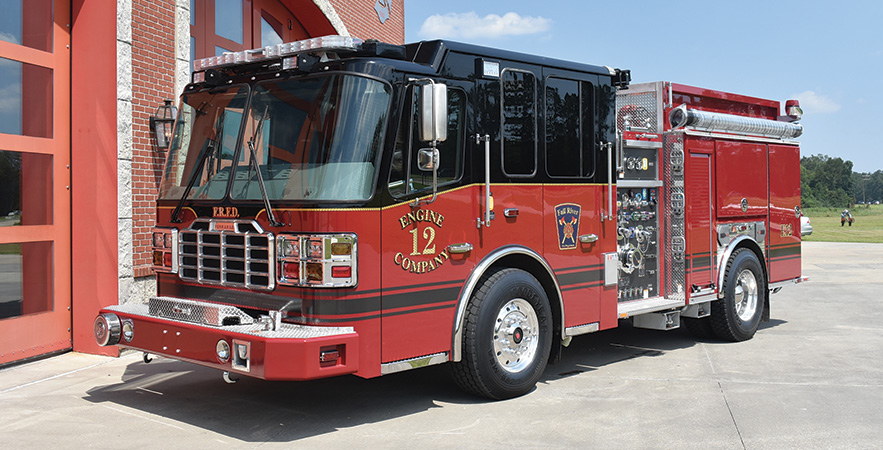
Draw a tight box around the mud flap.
[762,294,770,322]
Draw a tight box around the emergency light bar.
[193,35,363,73]
[669,104,803,139]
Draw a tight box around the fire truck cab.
[94,36,805,400]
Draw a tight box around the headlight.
[122,319,135,342]
[216,340,230,362]
[152,228,178,273]
[94,313,121,346]
[276,234,357,287]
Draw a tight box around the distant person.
[841,209,854,227]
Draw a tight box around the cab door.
[539,68,612,330]
[380,81,477,363]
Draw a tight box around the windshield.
[159,74,392,202]
[159,85,249,200]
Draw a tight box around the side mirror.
[417,148,439,172]
[418,83,447,143]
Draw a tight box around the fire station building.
[0,0,404,365]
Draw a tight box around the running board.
[617,297,685,319]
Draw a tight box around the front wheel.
[710,248,765,342]
[451,268,552,400]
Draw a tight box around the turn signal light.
[331,266,351,278]
[282,261,299,280]
[331,242,352,256]
[151,227,178,273]
[276,233,357,287]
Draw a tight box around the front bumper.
[95,297,359,381]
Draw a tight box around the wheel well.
[488,253,564,347]
[451,247,565,363]
[730,241,768,286]
[725,240,770,321]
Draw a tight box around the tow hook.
[223,371,239,384]
[142,352,153,363]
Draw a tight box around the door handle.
[503,208,519,218]
[579,234,598,243]
[447,243,473,254]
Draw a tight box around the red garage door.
[0,0,71,365]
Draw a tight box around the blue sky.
[404,1,883,173]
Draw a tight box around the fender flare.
[450,245,565,362]
[716,235,767,298]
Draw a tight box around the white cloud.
[790,90,841,114]
[0,32,19,45]
[418,12,551,39]
[0,81,21,114]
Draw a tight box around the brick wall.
[131,0,177,279]
[329,0,404,45]
[123,0,404,287]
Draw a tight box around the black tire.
[682,316,716,339]
[710,248,765,342]
[451,268,552,400]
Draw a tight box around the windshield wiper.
[170,112,226,223]
[247,106,282,227]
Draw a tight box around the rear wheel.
[711,248,765,341]
[682,316,716,339]
[451,268,552,400]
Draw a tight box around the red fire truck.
[94,36,806,399]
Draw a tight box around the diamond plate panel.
[616,90,659,133]
[663,132,686,303]
[147,296,254,326]
[107,300,355,339]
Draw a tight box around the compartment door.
[685,147,714,291]
[768,144,801,282]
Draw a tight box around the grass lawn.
[0,243,22,255]
[802,205,883,243]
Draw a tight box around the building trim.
[312,0,350,36]
[117,0,135,304]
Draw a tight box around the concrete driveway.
[1,241,881,449]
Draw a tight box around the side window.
[389,86,465,198]
[501,70,537,177]
[545,77,595,178]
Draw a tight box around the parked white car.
[800,215,813,236]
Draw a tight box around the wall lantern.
[150,99,178,150]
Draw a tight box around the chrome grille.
[178,220,275,291]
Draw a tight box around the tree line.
[801,154,882,208]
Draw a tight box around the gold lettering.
[212,206,239,219]
[393,210,450,274]
[434,249,449,266]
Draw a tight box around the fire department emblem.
[555,203,581,250]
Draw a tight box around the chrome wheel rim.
[493,298,539,373]
[734,269,759,322]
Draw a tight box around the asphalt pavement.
[1,241,881,449]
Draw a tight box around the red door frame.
[70,0,119,356]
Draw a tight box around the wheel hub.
[493,298,539,373]
[733,269,758,322]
